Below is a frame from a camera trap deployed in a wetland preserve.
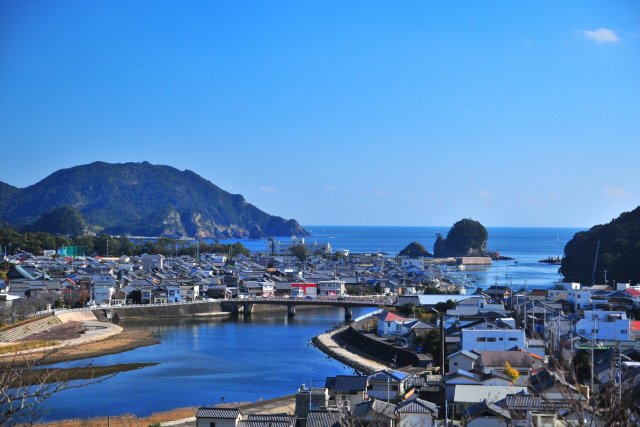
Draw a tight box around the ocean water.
[222,226,583,289]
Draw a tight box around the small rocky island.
[433,218,488,257]
[398,241,432,257]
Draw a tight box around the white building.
[318,279,345,297]
[547,282,580,301]
[92,272,116,305]
[575,310,630,342]
[141,254,164,272]
[461,329,526,352]
[567,286,592,310]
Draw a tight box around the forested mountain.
[0,162,306,238]
[561,206,640,284]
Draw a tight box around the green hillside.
[561,206,640,284]
[0,162,306,238]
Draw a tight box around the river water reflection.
[41,307,371,421]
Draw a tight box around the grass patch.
[0,340,60,354]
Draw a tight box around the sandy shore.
[313,325,388,374]
[0,327,159,366]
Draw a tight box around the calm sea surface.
[41,226,582,420]
[223,226,584,289]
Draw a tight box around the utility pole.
[591,317,597,397]
[440,311,445,374]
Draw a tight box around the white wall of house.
[196,417,238,427]
[448,352,477,372]
[575,311,630,341]
[467,417,509,427]
[398,413,434,427]
[461,329,526,352]
[567,289,592,310]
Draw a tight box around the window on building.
[477,337,487,342]
[621,330,628,334]
[210,423,216,427]
[499,337,504,341]
[578,329,586,334]
[487,337,497,342]
[509,338,518,341]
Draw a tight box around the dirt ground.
[0,328,159,366]
[25,321,86,341]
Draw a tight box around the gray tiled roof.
[196,407,241,419]
[306,410,342,427]
[395,397,438,416]
[464,400,512,420]
[504,393,572,410]
[237,421,294,427]
[246,414,295,422]
[331,375,368,393]
[353,399,396,419]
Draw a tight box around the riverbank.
[34,394,297,427]
[313,325,388,374]
[0,327,159,366]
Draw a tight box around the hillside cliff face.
[0,162,307,239]
[433,218,488,257]
[561,206,640,284]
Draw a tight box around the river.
[41,307,371,421]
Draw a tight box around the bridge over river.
[220,297,393,320]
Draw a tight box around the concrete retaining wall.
[98,301,222,321]
[344,323,420,367]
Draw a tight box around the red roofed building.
[377,310,408,337]
[625,287,640,306]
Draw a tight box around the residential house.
[92,272,116,305]
[447,350,480,373]
[367,370,412,403]
[476,350,545,386]
[453,385,527,414]
[325,375,368,410]
[141,254,164,272]
[575,310,631,342]
[196,407,241,427]
[352,399,397,427]
[461,329,526,352]
[395,397,438,427]
[463,400,512,427]
[377,311,409,338]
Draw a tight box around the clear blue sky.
[1,1,639,227]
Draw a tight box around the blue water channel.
[41,307,371,421]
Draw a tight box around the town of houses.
[1,243,640,426]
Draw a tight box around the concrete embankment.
[100,301,223,321]
[314,317,430,374]
[313,326,388,374]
